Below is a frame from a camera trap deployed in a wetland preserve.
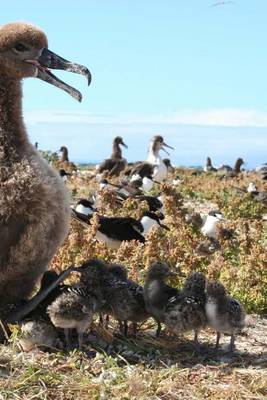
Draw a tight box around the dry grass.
[0,316,266,399]
[0,166,266,399]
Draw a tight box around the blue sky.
[1,1,267,167]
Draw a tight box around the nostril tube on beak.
[32,47,91,101]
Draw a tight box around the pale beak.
[26,48,91,102]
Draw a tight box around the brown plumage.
[0,22,90,312]
[98,136,128,177]
[217,158,244,177]
[59,146,69,162]
[57,145,77,172]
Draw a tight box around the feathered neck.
[147,141,161,164]
[234,158,243,173]
[61,148,69,162]
[0,76,29,166]
[111,141,122,159]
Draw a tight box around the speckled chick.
[205,282,247,352]
[19,320,61,352]
[164,272,207,344]
[102,263,150,336]
[105,264,150,336]
[47,260,106,349]
[144,261,180,337]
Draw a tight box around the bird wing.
[109,160,126,177]
[131,162,154,178]
[71,209,92,225]
[98,159,117,173]
[137,196,163,212]
[98,216,145,242]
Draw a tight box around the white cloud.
[24,108,267,127]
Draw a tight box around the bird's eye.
[14,43,28,52]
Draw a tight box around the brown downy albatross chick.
[0,22,90,315]
[59,146,69,162]
[97,136,128,177]
[57,145,77,172]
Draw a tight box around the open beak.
[161,142,174,156]
[26,48,91,102]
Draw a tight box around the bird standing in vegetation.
[0,22,90,316]
[72,207,168,249]
[130,136,174,182]
[97,136,128,177]
[101,263,150,336]
[164,272,207,345]
[144,262,180,337]
[201,211,223,240]
[48,260,106,349]
[205,281,247,352]
[204,157,217,172]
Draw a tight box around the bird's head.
[0,22,91,101]
[206,281,226,299]
[142,211,169,230]
[208,210,224,221]
[162,158,175,172]
[147,261,174,280]
[152,135,174,155]
[114,136,128,148]
[108,263,128,280]
[183,272,206,292]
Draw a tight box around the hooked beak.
[26,48,91,102]
[161,142,174,156]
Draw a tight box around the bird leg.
[105,315,110,329]
[156,321,162,337]
[123,321,128,337]
[194,330,200,346]
[215,331,221,350]
[64,329,71,351]
[133,323,138,337]
[229,334,235,353]
[78,332,84,350]
[119,321,124,334]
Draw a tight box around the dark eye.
[14,43,28,52]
